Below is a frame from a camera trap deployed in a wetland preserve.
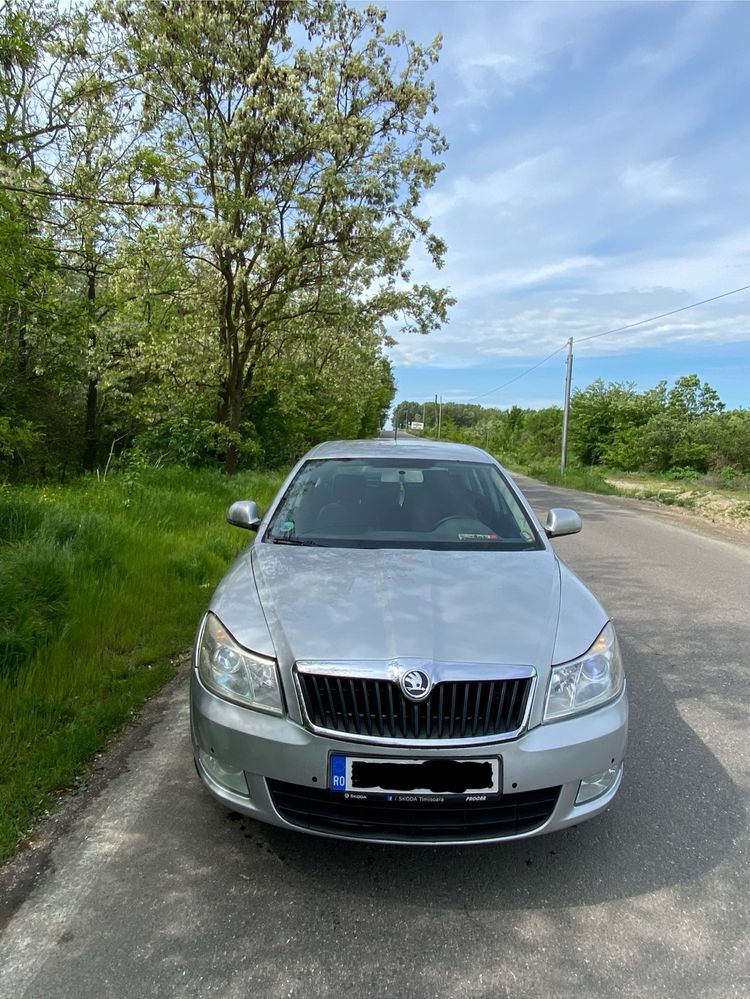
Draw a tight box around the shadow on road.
[227,638,744,914]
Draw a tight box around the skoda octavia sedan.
[190,439,628,844]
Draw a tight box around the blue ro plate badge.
[329,754,500,797]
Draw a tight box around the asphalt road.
[1,478,749,999]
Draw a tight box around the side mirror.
[545,508,582,538]
[226,500,261,532]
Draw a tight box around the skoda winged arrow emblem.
[400,668,432,702]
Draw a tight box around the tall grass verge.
[0,465,287,863]
[506,459,624,496]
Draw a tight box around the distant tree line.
[1,0,452,480]
[395,374,750,478]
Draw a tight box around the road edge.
[0,658,191,931]
[511,472,750,550]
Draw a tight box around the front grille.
[296,673,532,740]
[267,779,560,841]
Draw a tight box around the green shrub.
[664,467,701,482]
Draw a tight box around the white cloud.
[383,0,750,408]
[439,256,603,302]
[588,227,750,296]
[624,3,727,83]
[388,293,750,370]
[444,2,601,105]
[423,151,565,220]
[619,158,704,203]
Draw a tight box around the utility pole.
[434,394,438,439]
[560,337,574,475]
[437,395,443,440]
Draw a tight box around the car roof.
[304,438,496,463]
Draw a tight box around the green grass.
[507,459,624,496]
[0,465,287,863]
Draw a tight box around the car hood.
[248,544,562,671]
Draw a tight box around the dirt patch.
[604,479,750,535]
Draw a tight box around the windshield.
[264,457,544,551]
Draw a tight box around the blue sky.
[380,0,750,411]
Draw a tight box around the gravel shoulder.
[514,472,750,550]
[602,476,750,537]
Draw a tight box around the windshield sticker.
[458,533,498,541]
[279,520,295,534]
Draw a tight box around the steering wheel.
[431,516,467,531]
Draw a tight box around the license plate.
[329,754,500,796]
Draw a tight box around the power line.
[575,282,750,344]
[464,344,567,402]
[464,281,750,404]
[0,180,210,214]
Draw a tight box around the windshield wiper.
[269,537,321,547]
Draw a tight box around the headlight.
[544,621,624,722]
[197,612,282,715]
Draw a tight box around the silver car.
[190,439,628,844]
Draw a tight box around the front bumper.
[190,670,628,845]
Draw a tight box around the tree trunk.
[223,380,243,475]
[221,355,257,475]
[82,376,98,471]
[82,268,98,471]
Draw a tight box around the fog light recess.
[576,762,622,805]
[198,748,249,796]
